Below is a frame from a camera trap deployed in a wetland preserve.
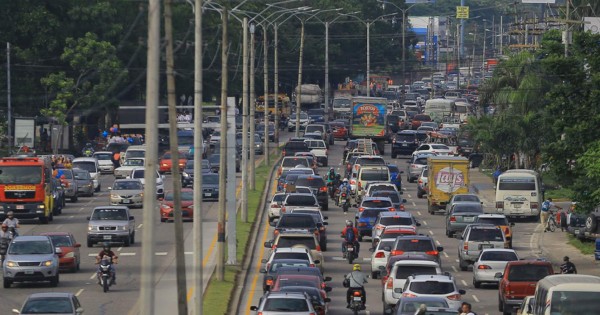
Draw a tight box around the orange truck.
[0,157,54,223]
[426,156,470,214]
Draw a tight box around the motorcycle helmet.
[1,224,7,230]
[6,211,14,217]
[86,143,92,147]
[346,220,353,227]
[329,167,334,172]
[343,178,348,183]
[353,264,361,271]
[103,242,111,252]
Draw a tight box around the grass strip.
[567,234,596,255]
[202,151,279,314]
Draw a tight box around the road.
[0,162,250,314]
[239,135,564,315]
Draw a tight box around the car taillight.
[399,204,405,211]
[425,250,439,256]
[316,245,321,251]
[309,263,315,267]
[386,277,393,289]
[266,279,274,286]
[258,312,263,315]
[358,222,367,227]
[376,225,385,230]
[272,204,280,208]
[478,265,491,270]
[319,186,327,192]
[391,250,404,256]
[496,201,504,208]
[449,216,456,222]
[463,241,468,250]
[359,207,365,212]
[274,230,279,235]
[447,293,462,301]
[281,206,286,212]
[389,207,395,211]
[350,180,356,185]
[531,202,538,209]
[342,193,347,197]
[375,251,386,258]
[402,292,418,298]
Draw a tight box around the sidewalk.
[469,168,600,275]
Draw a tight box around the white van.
[424,98,456,122]
[495,170,543,220]
[72,157,101,192]
[122,145,146,165]
[532,274,600,315]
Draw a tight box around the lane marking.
[407,194,412,198]
[412,202,416,207]
[185,251,193,255]
[89,273,96,280]
[422,220,427,226]
[56,225,63,230]
[443,252,449,258]
[417,211,422,216]
[69,216,74,219]
[428,230,434,236]
[75,289,84,297]
[472,295,480,303]
[117,247,123,252]
[120,252,136,256]
[461,279,467,286]
[137,224,143,229]
[451,266,457,272]
[155,252,168,256]
[455,259,459,263]
[435,240,440,246]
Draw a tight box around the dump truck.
[426,156,470,214]
[349,97,388,154]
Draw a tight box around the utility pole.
[273,23,280,147]
[249,23,256,190]
[500,15,503,56]
[6,42,12,153]
[263,25,270,166]
[460,0,465,58]
[295,21,305,137]
[366,22,371,95]
[324,22,330,121]
[164,0,188,313]
[191,0,204,312]
[564,0,571,57]
[140,0,160,313]
[241,17,249,223]
[216,6,228,281]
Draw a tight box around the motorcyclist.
[560,256,577,274]
[2,211,20,237]
[96,242,118,284]
[0,224,12,239]
[341,220,360,256]
[338,178,352,211]
[82,142,94,157]
[344,264,367,309]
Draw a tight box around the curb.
[228,151,281,315]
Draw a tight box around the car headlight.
[111,194,119,198]
[37,204,45,209]
[256,144,261,148]
[119,226,128,231]
[43,260,53,267]
[6,261,17,267]
[88,225,97,231]
[136,193,143,197]
[182,172,189,178]
[64,251,75,258]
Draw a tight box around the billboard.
[584,17,600,34]
[351,102,386,137]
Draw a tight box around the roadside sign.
[456,6,469,19]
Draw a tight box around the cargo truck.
[349,97,388,154]
[426,156,470,214]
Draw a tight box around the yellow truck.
[427,156,470,214]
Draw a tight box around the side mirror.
[313,260,320,264]
[436,246,444,252]
[324,276,332,282]
[261,259,267,264]
[416,222,422,227]
[324,286,332,292]
[458,289,466,295]
[369,247,375,252]
[402,199,407,203]
[129,216,135,220]
[264,241,273,248]
[268,220,276,227]
[86,216,91,220]
[250,306,258,311]
[74,243,81,248]
[259,269,266,274]
[494,272,503,278]
[323,216,328,220]
[12,309,20,314]
[394,288,403,293]
[75,307,84,315]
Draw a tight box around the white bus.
[424,98,456,122]
[495,169,543,220]
[532,274,600,315]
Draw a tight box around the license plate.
[575,229,580,234]
[122,199,131,204]
[514,204,522,208]
[16,205,24,210]
[463,217,475,222]
[204,193,211,197]
[353,297,362,301]
[24,270,34,274]
[347,247,354,252]
[103,235,112,240]
[481,244,493,249]
[402,144,407,147]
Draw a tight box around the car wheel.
[498,297,504,312]
[371,271,378,279]
[391,152,397,159]
[586,213,598,232]
[3,278,12,288]
[459,256,468,271]
[358,235,363,242]
[446,229,454,238]
[71,196,78,202]
[131,232,135,244]
[50,274,59,287]
[124,236,131,247]
[96,184,101,192]
[473,278,481,288]
[502,305,512,315]
[87,239,93,248]
[40,216,49,224]
[321,242,327,251]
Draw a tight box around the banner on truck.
[352,102,386,137]
[435,166,466,193]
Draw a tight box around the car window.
[114,181,142,190]
[498,178,536,190]
[372,192,400,203]
[480,251,518,261]
[9,240,53,255]
[477,217,509,226]
[273,252,309,261]
[454,195,480,202]
[395,134,416,142]
[452,204,483,213]
[22,298,74,313]
[388,165,399,173]
[380,216,413,226]
[401,301,447,312]
[91,208,128,221]
[263,298,309,311]
[204,175,219,185]
[165,191,193,201]
[282,158,309,167]
[269,261,310,272]
[126,150,145,158]
[431,144,449,150]
[362,200,392,208]
[278,216,316,228]
[361,209,388,218]
[124,159,144,166]
[468,228,504,241]
[409,281,454,294]
[360,170,389,181]
[74,171,91,180]
[94,153,112,160]
[277,236,316,250]
[272,194,286,203]
[295,177,325,187]
[395,239,434,251]
[48,235,73,247]
[396,266,438,279]
[414,158,428,165]
[507,265,551,281]
[285,195,317,206]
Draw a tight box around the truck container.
[349,97,388,154]
[426,156,470,214]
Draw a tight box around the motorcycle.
[340,192,350,213]
[343,241,357,264]
[0,236,10,263]
[349,288,366,314]
[97,256,115,292]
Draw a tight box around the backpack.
[541,201,550,212]
[345,228,355,242]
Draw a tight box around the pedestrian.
[458,302,476,315]
[560,256,577,274]
[541,198,562,232]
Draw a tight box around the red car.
[410,114,432,130]
[159,151,188,174]
[40,232,81,272]
[160,189,194,222]
[271,274,330,299]
[329,122,348,140]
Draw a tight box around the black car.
[294,175,328,210]
[271,213,319,234]
[207,153,240,173]
[202,173,219,200]
[391,130,419,158]
[257,123,275,142]
[259,259,311,292]
[387,114,403,134]
[390,235,444,266]
[283,140,309,157]
[50,178,65,215]
[181,159,213,187]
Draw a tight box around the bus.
[532,275,600,315]
[424,98,456,122]
[495,169,543,220]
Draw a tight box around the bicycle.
[546,210,559,232]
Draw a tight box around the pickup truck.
[87,206,135,247]
[279,193,321,215]
[304,139,328,166]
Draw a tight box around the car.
[129,167,165,198]
[372,211,420,240]
[72,168,94,197]
[355,207,394,242]
[281,193,320,213]
[410,114,432,130]
[277,286,330,315]
[517,295,535,315]
[114,157,145,179]
[13,292,84,315]
[393,296,449,315]
[268,193,288,223]
[445,202,485,237]
[293,175,328,210]
[445,194,482,212]
[201,173,220,200]
[497,260,554,315]
[283,139,310,157]
[391,131,420,158]
[288,209,329,250]
[86,206,135,247]
[108,179,144,208]
[472,248,519,288]
[400,274,466,311]
[475,214,515,248]
[371,190,406,211]
[390,235,444,266]
[287,112,311,131]
[250,291,316,314]
[381,260,443,314]
[265,230,324,270]
[417,167,428,199]
[56,168,79,202]
[181,159,212,188]
[329,121,348,140]
[261,247,321,273]
[257,123,276,142]
[71,157,100,192]
[40,232,81,273]
[369,238,395,279]
[304,139,328,166]
[160,189,194,222]
[406,153,435,183]
[93,151,115,174]
[458,224,507,271]
[207,153,241,173]
[412,143,453,156]
[3,235,61,288]
[271,214,323,252]
[259,259,311,292]
[278,157,311,177]
[270,274,331,300]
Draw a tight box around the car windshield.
[272,194,287,203]
[291,113,309,120]
[90,208,128,220]
[277,236,316,249]
[204,175,219,185]
[208,155,220,164]
[263,298,309,312]
[269,261,310,272]
[295,177,325,187]
[285,195,317,206]
[48,235,73,247]
[361,209,387,218]
[282,158,308,167]
[498,177,536,190]
[0,166,43,184]
[380,216,413,226]
[468,228,504,241]
[395,239,434,251]
[550,292,600,314]
[9,240,53,255]
[124,159,144,166]
[431,144,449,150]
[126,150,145,158]
[94,153,112,160]
[453,204,483,213]
[360,170,389,181]
[113,181,142,190]
[409,281,455,294]
[165,191,193,201]
[305,125,324,133]
[22,298,74,313]
[480,251,518,261]
[362,200,392,208]
[477,217,509,226]
[74,170,91,180]
[454,195,480,202]
[396,266,438,279]
[73,161,96,173]
[372,192,400,203]
[507,265,551,281]
[278,215,316,228]
[273,253,309,261]
[388,165,399,173]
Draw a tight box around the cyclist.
[541,198,562,232]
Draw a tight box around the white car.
[267,193,287,223]
[287,112,311,131]
[114,158,145,179]
[261,247,320,273]
[382,260,443,314]
[412,143,453,156]
[369,238,394,279]
[128,167,165,199]
[304,139,328,166]
[401,274,466,311]
[72,157,101,192]
[289,208,327,224]
[93,151,115,174]
[472,248,519,288]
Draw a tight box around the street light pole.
[263,25,269,166]
[273,23,280,146]
[249,23,256,190]
[295,21,305,137]
[366,21,371,96]
[324,21,329,119]
[241,17,249,223]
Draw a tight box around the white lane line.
[443,252,449,258]
[55,225,62,230]
[423,220,428,226]
[472,295,480,303]
[451,266,457,272]
[455,259,459,263]
[428,230,434,236]
[88,254,97,257]
[120,252,136,256]
[75,289,84,297]
[89,273,96,280]
[117,247,123,252]
[185,251,193,255]
[412,202,416,207]
[435,240,440,246]
[137,224,143,229]
[155,252,168,256]
[69,216,74,219]
[407,194,412,198]
[417,211,422,216]
[461,280,468,286]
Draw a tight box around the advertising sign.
[351,102,386,137]
[434,166,466,193]
[456,6,469,19]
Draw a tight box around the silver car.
[250,291,316,314]
[57,168,79,202]
[108,179,144,208]
[14,292,84,315]
[72,168,94,197]
[3,235,61,288]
